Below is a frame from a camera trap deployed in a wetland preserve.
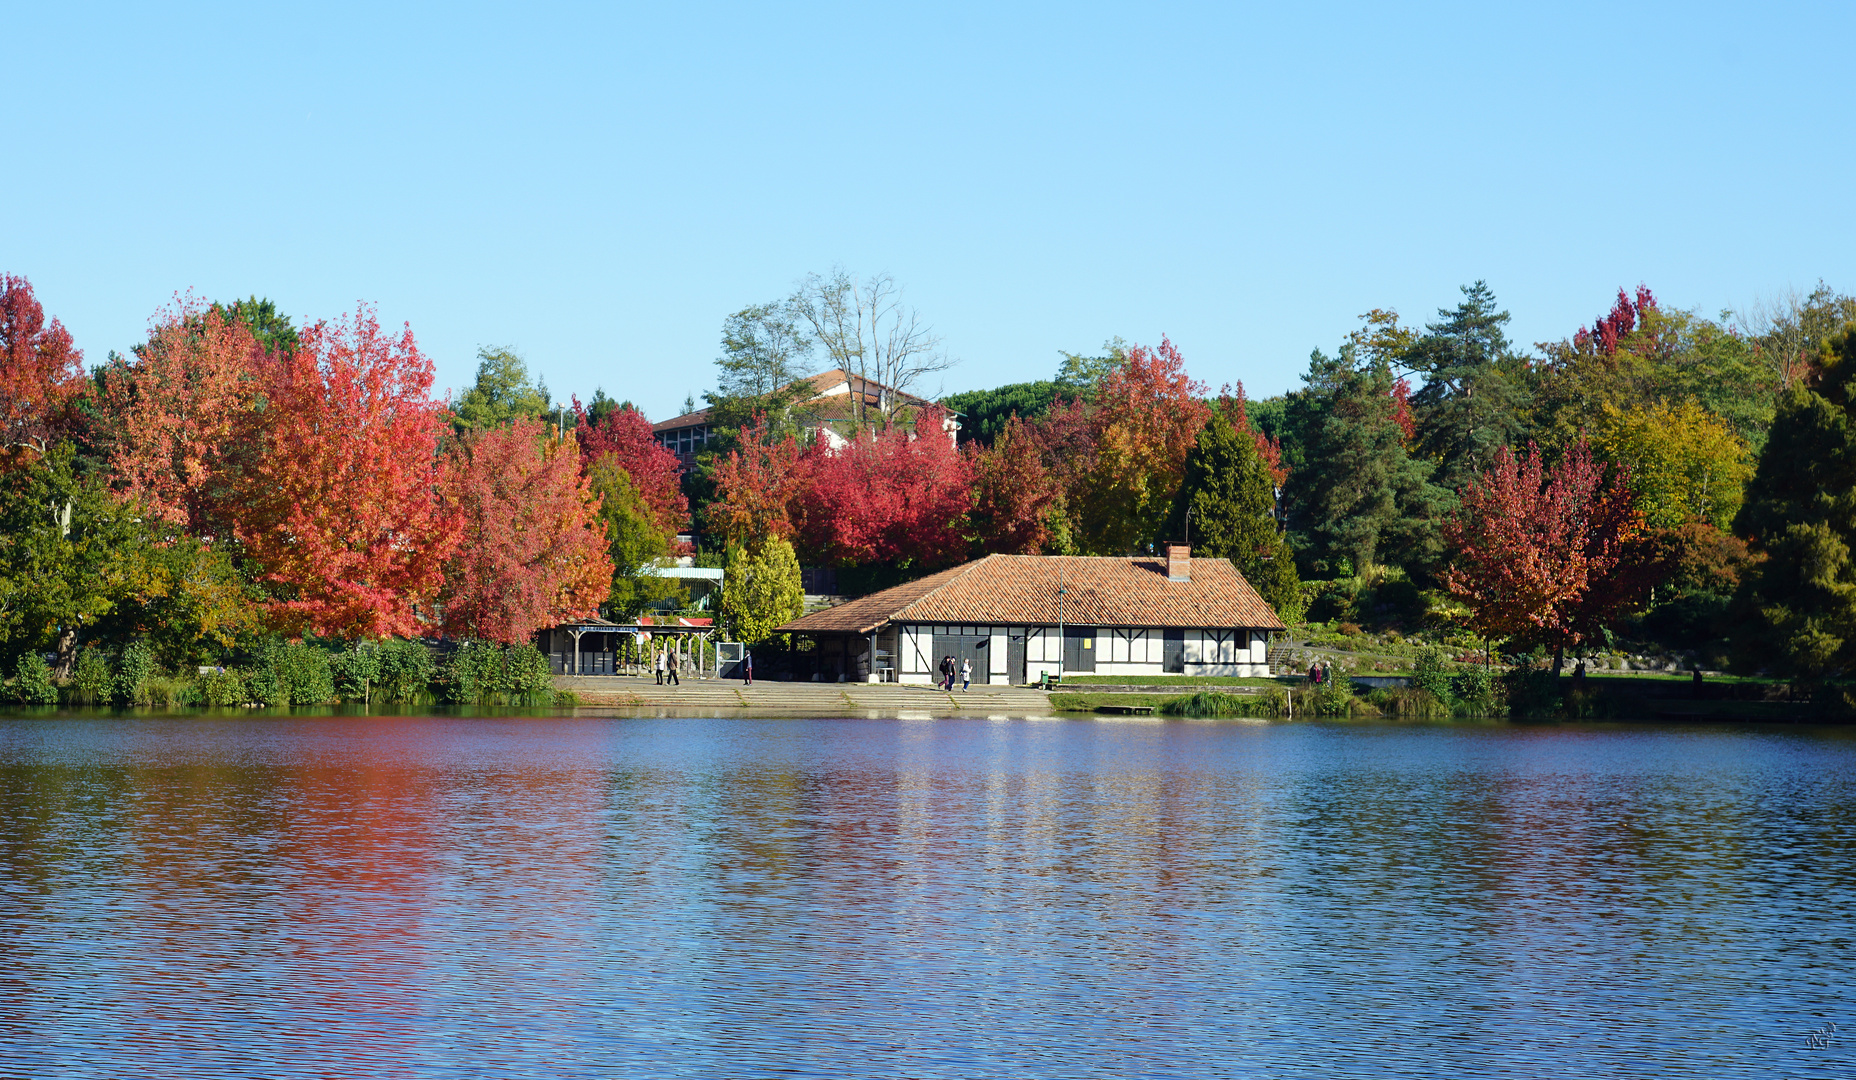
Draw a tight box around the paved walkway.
[553,676,1054,714]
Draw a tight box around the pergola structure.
[542,616,722,678]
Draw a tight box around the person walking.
[654,649,665,685]
[743,650,753,686]
[960,657,972,692]
[939,654,954,691]
[1307,660,1320,687]
[666,645,680,686]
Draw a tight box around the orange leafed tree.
[0,274,86,469]
[1063,336,1210,553]
[1442,440,1648,672]
[966,414,1057,555]
[239,306,461,638]
[708,413,809,550]
[573,400,687,536]
[440,420,613,643]
[98,299,266,535]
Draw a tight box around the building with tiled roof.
[650,369,947,472]
[778,546,1285,684]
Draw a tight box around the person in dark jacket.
[743,650,753,686]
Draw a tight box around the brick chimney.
[1166,543,1191,582]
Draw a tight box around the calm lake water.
[0,714,1850,1079]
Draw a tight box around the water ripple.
[0,717,1850,1078]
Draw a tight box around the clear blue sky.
[8,1,1852,419]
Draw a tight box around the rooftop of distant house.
[651,369,936,435]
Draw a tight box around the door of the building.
[1063,626,1096,673]
[1163,628,1185,673]
[930,631,991,685]
[1007,631,1027,685]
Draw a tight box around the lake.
[0,714,1850,1078]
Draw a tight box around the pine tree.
[1282,347,1443,576]
[1164,415,1301,618]
[1407,281,1530,493]
[1732,327,1856,678]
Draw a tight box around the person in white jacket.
[960,658,972,692]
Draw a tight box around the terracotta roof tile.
[780,554,1284,634]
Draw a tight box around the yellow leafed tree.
[1593,399,1752,530]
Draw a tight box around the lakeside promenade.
[553,675,1055,714]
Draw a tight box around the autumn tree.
[238,306,461,639]
[440,420,612,643]
[586,454,686,614]
[96,300,267,536]
[0,274,86,469]
[792,406,971,568]
[721,536,804,646]
[1164,414,1301,618]
[1059,337,1210,554]
[1593,399,1752,531]
[966,415,1058,555]
[573,399,687,537]
[1442,440,1647,673]
[706,413,810,550]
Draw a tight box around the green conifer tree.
[1406,281,1530,493]
[1732,327,1856,678]
[1164,415,1301,618]
[1283,348,1444,577]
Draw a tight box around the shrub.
[115,642,159,706]
[71,648,113,706]
[1311,670,1356,716]
[440,642,556,706]
[501,643,554,706]
[1453,662,1499,713]
[198,668,247,707]
[1500,667,1561,718]
[139,675,188,708]
[11,653,57,705]
[376,638,436,704]
[328,643,382,704]
[1412,646,1454,701]
[247,641,335,707]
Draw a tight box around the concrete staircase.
[554,675,1054,714]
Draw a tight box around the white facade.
[891,623,1271,684]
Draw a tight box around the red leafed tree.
[1214,381,1287,487]
[1390,376,1415,443]
[792,406,971,567]
[0,274,86,468]
[1575,284,1659,357]
[1063,336,1210,553]
[238,306,461,638]
[1442,440,1648,672]
[707,413,810,550]
[966,414,1058,555]
[440,420,613,643]
[98,299,266,534]
[573,399,687,536]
